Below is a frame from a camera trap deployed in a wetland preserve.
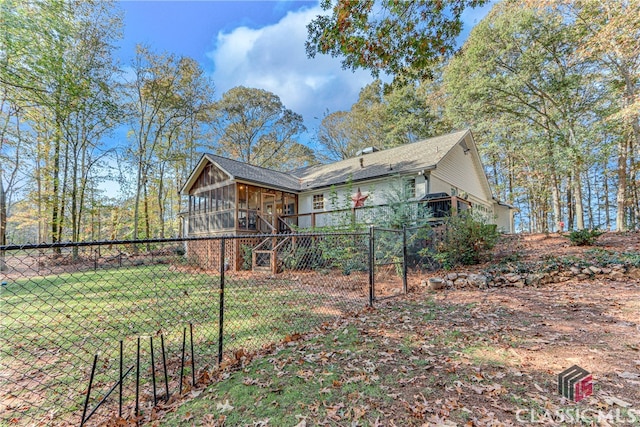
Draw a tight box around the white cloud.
[207,5,375,135]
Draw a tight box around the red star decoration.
[351,188,368,208]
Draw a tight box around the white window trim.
[312,194,324,210]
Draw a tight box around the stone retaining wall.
[424,264,640,290]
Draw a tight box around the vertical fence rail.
[218,238,225,365]
[369,226,375,306]
[402,226,408,294]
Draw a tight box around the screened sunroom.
[182,158,299,236]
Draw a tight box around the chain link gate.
[404,224,441,285]
[369,227,407,301]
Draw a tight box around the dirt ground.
[389,231,640,424]
[328,231,640,425]
[491,231,640,262]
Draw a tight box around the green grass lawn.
[1,263,363,426]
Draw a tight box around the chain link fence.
[1,228,438,426]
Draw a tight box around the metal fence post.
[402,225,408,294]
[368,226,374,306]
[217,238,225,365]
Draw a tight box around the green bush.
[567,229,604,246]
[281,244,326,270]
[317,234,368,274]
[431,213,499,269]
[240,244,253,270]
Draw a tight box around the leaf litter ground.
[157,233,640,426]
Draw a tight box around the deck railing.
[280,197,471,231]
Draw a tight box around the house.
[179,129,514,270]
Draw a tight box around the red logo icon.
[558,365,593,402]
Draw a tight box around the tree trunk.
[603,159,611,229]
[586,170,594,228]
[546,135,561,231]
[616,137,628,231]
[51,132,61,244]
[143,181,151,251]
[629,138,639,229]
[573,167,585,230]
[157,163,165,239]
[71,142,79,259]
[616,64,639,230]
[566,178,573,230]
[0,173,6,271]
[551,176,561,232]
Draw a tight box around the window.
[404,179,416,199]
[238,185,247,209]
[313,194,324,210]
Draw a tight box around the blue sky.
[116,0,495,138]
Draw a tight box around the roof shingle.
[293,129,469,190]
[186,129,470,193]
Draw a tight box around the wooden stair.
[251,215,296,273]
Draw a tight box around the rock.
[457,272,468,279]
[505,273,521,283]
[514,281,525,288]
[589,266,602,274]
[540,273,553,285]
[601,268,612,274]
[611,264,625,271]
[467,273,489,289]
[570,266,582,275]
[581,268,592,275]
[628,267,640,280]
[427,278,445,291]
[610,270,625,280]
[576,273,589,280]
[446,280,454,288]
[446,273,458,281]
[525,273,544,286]
[453,278,468,287]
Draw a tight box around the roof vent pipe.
[356,146,379,156]
[359,157,364,168]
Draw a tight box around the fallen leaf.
[470,385,485,394]
[602,396,632,408]
[617,371,640,380]
[216,399,234,413]
[284,333,302,343]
